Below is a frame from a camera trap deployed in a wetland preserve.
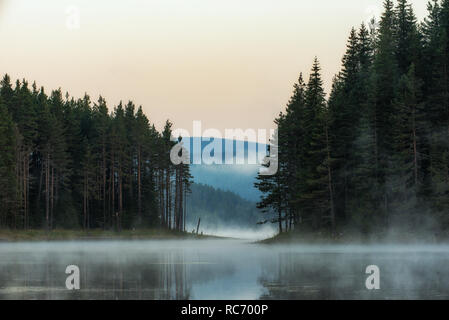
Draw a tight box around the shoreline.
[0,229,223,242]
[258,230,449,245]
[3,229,449,245]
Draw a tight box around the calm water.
[1,239,449,299]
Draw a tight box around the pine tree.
[161,120,175,229]
[395,0,421,76]
[282,74,307,229]
[92,96,110,229]
[255,130,284,233]
[134,106,149,225]
[12,80,37,229]
[111,102,128,232]
[328,26,371,226]
[298,58,334,230]
[373,0,400,226]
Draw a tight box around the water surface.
[1,240,449,299]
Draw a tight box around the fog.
[2,239,449,299]
[186,224,276,241]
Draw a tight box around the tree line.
[256,0,449,236]
[0,76,192,231]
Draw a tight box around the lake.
[1,239,449,299]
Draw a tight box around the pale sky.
[0,0,428,139]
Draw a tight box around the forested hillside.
[0,78,192,231]
[191,164,260,201]
[256,0,449,235]
[186,183,262,228]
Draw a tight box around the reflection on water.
[259,248,449,299]
[1,240,449,299]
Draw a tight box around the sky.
[0,0,429,140]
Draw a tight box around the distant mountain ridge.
[186,183,261,228]
[179,137,265,202]
[190,164,260,201]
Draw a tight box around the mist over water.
[2,239,449,300]
[186,225,277,240]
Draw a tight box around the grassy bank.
[0,228,217,242]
